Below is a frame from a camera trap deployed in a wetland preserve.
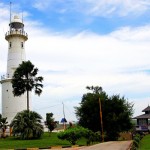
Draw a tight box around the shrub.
[57,126,100,145]
[84,130,101,145]
[132,134,141,150]
[58,126,84,145]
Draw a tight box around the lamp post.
[61,102,67,130]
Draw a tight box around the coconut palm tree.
[11,60,43,111]
[10,110,43,139]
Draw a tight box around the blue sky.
[1,0,150,121]
[2,0,150,33]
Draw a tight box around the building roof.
[142,106,150,112]
[133,114,150,119]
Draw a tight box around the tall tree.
[10,110,43,139]
[75,86,133,141]
[12,60,43,111]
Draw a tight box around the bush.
[57,126,99,145]
[132,134,141,150]
[57,126,86,145]
[84,130,101,145]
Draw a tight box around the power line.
[33,103,62,111]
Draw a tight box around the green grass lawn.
[0,132,87,149]
[139,134,150,150]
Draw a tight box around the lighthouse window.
[9,42,11,48]
[21,42,24,48]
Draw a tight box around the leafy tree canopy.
[75,86,134,141]
[45,113,57,133]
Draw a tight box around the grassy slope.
[139,134,150,150]
[0,132,87,149]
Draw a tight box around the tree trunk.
[27,74,29,111]
[2,128,6,138]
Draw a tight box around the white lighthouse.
[0,15,28,124]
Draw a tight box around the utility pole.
[99,98,104,142]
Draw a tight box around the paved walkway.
[79,141,132,150]
[2,141,132,150]
[47,141,132,150]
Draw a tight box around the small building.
[133,106,150,132]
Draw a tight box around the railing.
[1,74,11,80]
[5,30,28,37]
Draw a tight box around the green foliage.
[57,126,99,145]
[12,60,43,110]
[75,86,134,141]
[0,114,8,138]
[45,113,57,133]
[57,126,88,145]
[84,130,101,145]
[57,127,80,145]
[0,132,87,149]
[134,134,141,143]
[132,134,141,150]
[10,110,44,140]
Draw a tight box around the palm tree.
[10,110,43,139]
[12,60,43,111]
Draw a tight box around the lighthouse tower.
[0,15,28,124]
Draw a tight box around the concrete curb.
[13,145,81,150]
[126,140,133,150]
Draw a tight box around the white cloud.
[20,23,150,120]
[33,0,51,11]
[131,97,150,117]
[33,0,69,12]
[77,0,150,17]
[0,3,9,19]
[32,0,150,17]
[1,2,150,121]
[110,26,150,41]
